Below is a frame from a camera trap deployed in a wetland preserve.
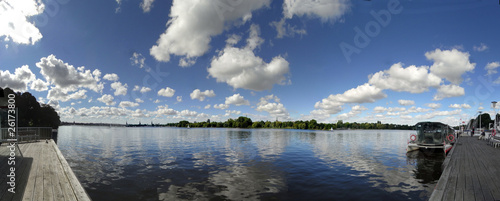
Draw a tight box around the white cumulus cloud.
[36,54,104,93]
[225,93,250,106]
[336,105,367,120]
[449,103,471,109]
[256,94,290,119]
[373,106,387,113]
[133,85,152,93]
[433,84,465,101]
[283,0,350,21]
[119,101,139,108]
[369,63,441,93]
[485,62,500,75]
[97,94,116,106]
[398,99,415,106]
[208,24,290,91]
[190,89,216,101]
[314,83,386,116]
[0,65,36,91]
[426,48,475,85]
[111,82,128,96]
[213,104,229,110]
[47,88,87,102]
[130,52,147,70]
[140,0,155,13]
[103,73,119,81]
[30,78,49,91]
[179,109,198,117]
[0,0,45,45]
[415,109,461,120]
[158,87,175,97]
[150,0,270,66]
[153,105,178,116]
[426,103,441,109]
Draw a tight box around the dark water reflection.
[57,126,443,201]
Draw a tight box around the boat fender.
[447,134,455,142]
[410,134,417,142]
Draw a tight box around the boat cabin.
[415,122,453,145]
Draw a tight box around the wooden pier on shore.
[0,140,91,201]
[430,136,500,201]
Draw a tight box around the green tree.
[2,88,60,129]
[337,120,343,129]
[236,116,252,128]
[274,120,282,128]
[477,113,492,129]
[252,122,261,128]
[308,119,318,130]
[39,104,61,129]
[343,122,350,129]
[298,123,306,129]
[264,121,272,128]
[178,120,189,127]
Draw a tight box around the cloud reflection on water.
[57,126,439,201]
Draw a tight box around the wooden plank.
[10,160,31,201]
[23,143,43,201]
[1,145,22,201]
[454,141,465,201]
[52,156,78,201]
[442,155,458,201]
[10,145,36,201]
[474,139,500,200]
[50,149,67,201]
[50,140,91,201]
[46,141,77,201]
[0,147,14,200]
[16,141,91,201]
[469,141,488,201]
[463,138,475,201]
[0,142,81,201]
[42,142,55,201]
[33,143,45,201]
[46,139,68,201]
[429,137,462,201]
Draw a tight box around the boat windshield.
[416,122,447,145]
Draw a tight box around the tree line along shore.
[166,117,414,130]
[67,116,414,130]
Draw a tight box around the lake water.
[56,126,444,201]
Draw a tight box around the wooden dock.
[0,140,91,201]
[430,136,500,201]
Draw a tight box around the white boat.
[187,124,190,129]
[407,122,455,154]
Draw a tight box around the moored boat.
[407,122,455,154]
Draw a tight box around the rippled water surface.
[56,126,444,201]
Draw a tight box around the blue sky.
[1,0,499,125]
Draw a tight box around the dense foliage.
[1,87,61,129]
[467,113,500,129]
[166,118,414,130]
